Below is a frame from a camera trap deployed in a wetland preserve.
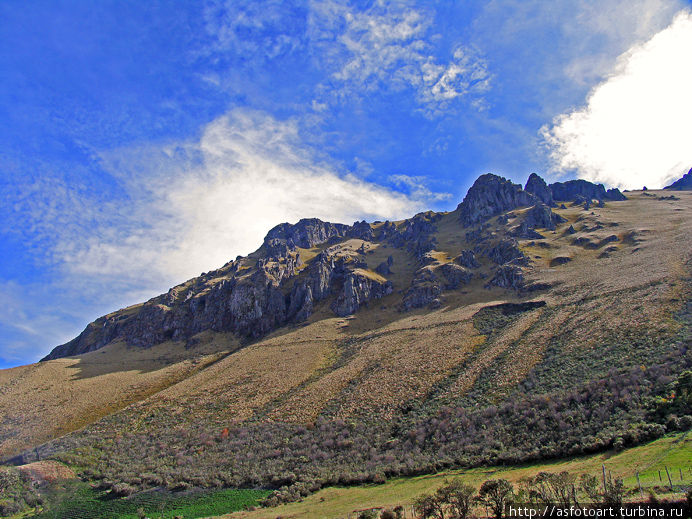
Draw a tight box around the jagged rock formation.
[664,168,692,190]
[265,218,349,248]
[525,173,554,205]
[485,264,524,290]
[549,179,626,202]
[331,272,393,316]
[484,238,527,265]
[458,174,538,226]
[453,250,479,269]
[43,171,624,361]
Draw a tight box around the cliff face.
[42,173,626,361]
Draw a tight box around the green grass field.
[26,485,269,519]
[222,432,691,519]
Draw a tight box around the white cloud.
[35,109,435,296]
[389,174,452,202]
[2,109,443,363]
[0,281,83,365]
[309,0,490,115]
[542,10,692,189]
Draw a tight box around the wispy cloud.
[6,107,439,306]
[3,108,446,362]
[309,1,490,115]
[542,11,692,189]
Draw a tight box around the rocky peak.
[458,173,538,226]
[549,179,627,202]
[664,168,692,190]
[264,218,349,248]
[524,173,554,206]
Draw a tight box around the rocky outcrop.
[438,263,473,289]
[524,204,566,230]
[386,212,440,257]
[454,250,480,269]
[605,188,627,201]
[513,204,566,238]
[349,220,375,241]
[401,268,442,310]
[664,168,692,190]
[264,218,349,248]
[484,238,527,265]
[525,173,554,205]
[485,265,524,290]
[331,272,393,316]
[549,180,627,202]
[458,174,538,226]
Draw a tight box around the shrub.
[477,479,514,519]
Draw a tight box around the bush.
[477,479,514,519]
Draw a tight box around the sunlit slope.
[0,336,234,459]
[2,190,691,464]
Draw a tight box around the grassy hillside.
[1,190,691,517]
[0,337,235,459]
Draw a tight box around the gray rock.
[605,188,627,201]
[485,265,524,290]
[550,256,572,267]
[400,268,443,311]
[437,263,473,289]
[550,179,626,202]
[664,167,692,190]
[524,173,554,205]
[458,173,538,226]
[485,238,527,265]
[454,250,480,269]
[265,218,349,248]
[375,261,391,276]
[349,220,375,241]
[331,272,393,316]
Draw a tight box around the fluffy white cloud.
[3,109,443,362]
[52,109,436,293]
[542,10,692,189]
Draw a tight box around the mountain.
[41,174,626,362]
[664,167,692,190]
[2,173,690,512]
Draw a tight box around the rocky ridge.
[42,172,627,361]
[664,168,692,190]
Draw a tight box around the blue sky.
[2,0,691,368]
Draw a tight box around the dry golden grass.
[0,337,233,459]
[1,191,691,459]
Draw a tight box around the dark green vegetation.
[24,481,267,519]
[0,466,42,516]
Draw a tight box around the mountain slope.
[1,174,690,509]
